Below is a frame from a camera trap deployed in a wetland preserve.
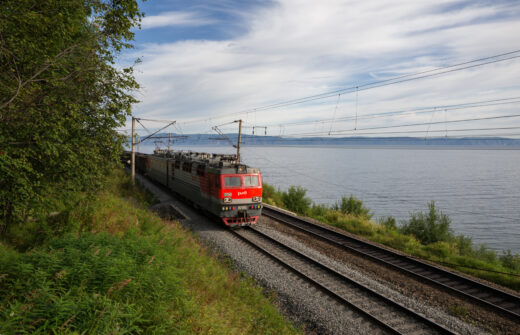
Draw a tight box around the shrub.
[455,234,474,257]
[399,201,453,245]
[379,216,397,231]
[334,195,372,219]
[324,210,340,223]
[262,183,283,207]
[500,250,520,271]
[262,183,276,200]
[474,244,498,263]
[281,186,311,215]
[310,204,329,217]
[424,241,452,259]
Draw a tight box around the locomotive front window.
[244,175,259,187]
[224,176,241,187]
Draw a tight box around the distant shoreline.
[137,143,520,151]
[241,144,520,150]
[127,133,520,150]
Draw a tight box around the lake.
[136,144,520,253]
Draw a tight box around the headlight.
[252,196,261,202]
[223,197,232,203]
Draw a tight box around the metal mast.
[236,119,242,164]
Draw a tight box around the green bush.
[281,186,311,215]
[399,201,453,245]
[262,183,283,207]
[379,216,397,231]
[310,204,329,217]
[474,244,498,264]
[424,241,452,259]
[500,250,520,271]
[455,234,474,257]
[333,195,372,219]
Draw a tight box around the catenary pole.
[236,119,242,163]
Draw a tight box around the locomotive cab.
[219,172,262,226]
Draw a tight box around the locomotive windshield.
[244,175,259,187]
[224,176,241,187]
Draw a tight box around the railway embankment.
[0,169,298,334]
[261,206,520,334]
[262,183,520,292]
[131,171,495,334]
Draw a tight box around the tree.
[0,0,143,231]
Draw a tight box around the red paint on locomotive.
[219,174,262,199]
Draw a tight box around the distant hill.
[140,133,520,149]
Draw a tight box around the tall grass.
[263,183,520,291]
[0,171,299,334]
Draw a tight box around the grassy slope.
[0,170,299,334]
[263,184,520,291]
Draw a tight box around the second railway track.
[232,226,456,334]
[261,205,520,321]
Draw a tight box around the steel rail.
[262,205,520,321]
[232,227,456,334]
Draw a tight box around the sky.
[123,0,520,138]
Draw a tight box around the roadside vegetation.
[0,170,299,334]
[263,183,520,291]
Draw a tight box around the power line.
[177,49,520,125]
[281,113,520,137]
[134,117,175,123]
[283,132,520,140]
[257,96,520,128]
[299,126,520,137]
[240,50,520,113]
[235,129,520,139]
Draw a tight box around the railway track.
[232,226,456,334]
[262,205,520,321]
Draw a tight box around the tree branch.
[0,42,81,110]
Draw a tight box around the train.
[123,149,263,226]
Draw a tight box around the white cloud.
[128,0,520,137]
[141,11,215,29]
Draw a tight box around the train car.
[129,150,262,226]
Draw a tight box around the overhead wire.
[175,49,520,126]
[191,98,520,140]
[329,94,341,135]
[228,51,520,115]
[259,96,520,128]
[280,113,520,137]
[232,128,520,139]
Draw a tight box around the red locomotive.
[130,150,262,226]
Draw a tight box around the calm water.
[138,144,520,253]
